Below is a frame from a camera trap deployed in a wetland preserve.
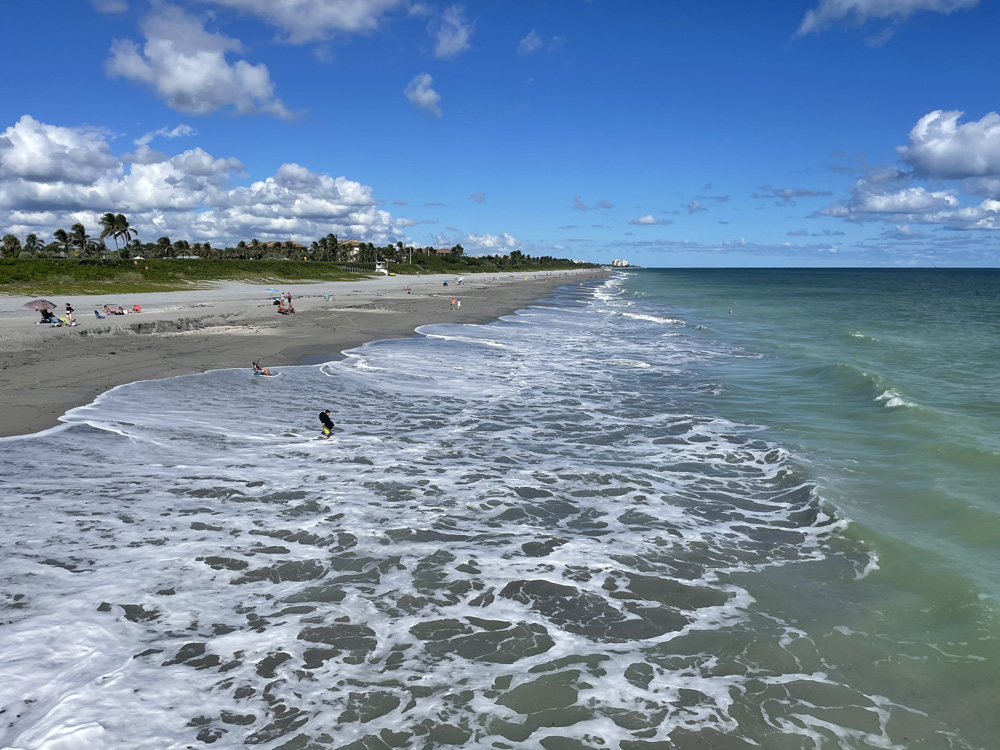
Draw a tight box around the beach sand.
[0,270,607,438]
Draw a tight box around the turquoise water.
[1,270,998,748]
[630,268,1000,747]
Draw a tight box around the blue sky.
[2,0,999,267]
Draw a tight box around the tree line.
[2,216,569,266]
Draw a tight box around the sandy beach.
[0,269,607,438]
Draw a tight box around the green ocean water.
[3,270,998,748]
[630,268,1000,747]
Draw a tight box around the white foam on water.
[0,277,973,749]
[875,389,916,409]
[620,311,687,326]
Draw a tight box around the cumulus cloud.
[796,0,979,37]
[198,0,404,43]
[629,214,660,225]
[819,166,964,225]
[105,5,293,119]
[433,5,473,58]
[898,110,1000,179]
[0,115,120,186]
[463,231,522,252]
[517,30,542,55]
[0,115,405,247]
[687,199,706,214]
[404,73,442,118]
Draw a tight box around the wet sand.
[0,270,607,438]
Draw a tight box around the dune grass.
[1,256,592,295]
[0,259,364,295]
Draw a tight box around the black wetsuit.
[319,411,335,434]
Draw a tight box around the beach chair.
[94,309,105,319]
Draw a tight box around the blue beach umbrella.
[266,288,280,294]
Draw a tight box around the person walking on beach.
[319,409,335,437]
[456,300,461,311]
[64,302,74,323]
[450,297,456,310]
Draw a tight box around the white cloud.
[404,73,442,118]
[0,115,120,186]
[517,29,564,55]
[433,5,473,58]
[629,214,660,225]
[471,192,485,203]
[197,0,404,43]
[105,5,293,119]
[687,199,706,214]
[898,110,1000,179]
[796,0,979,36]
[517,30,542,55]
[463,232,521,252]
[0,115,405,248]
[823,186,959,219]
[930,199,1000,230]
[135,124,196,147]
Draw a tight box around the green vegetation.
[1,252,592,296]
[1,218,596,294]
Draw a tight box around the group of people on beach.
[275,291,295,314]
[38,302,77,327]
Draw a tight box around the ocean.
[1,268,998,749]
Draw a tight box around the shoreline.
[0,269,609,438]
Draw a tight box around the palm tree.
[24,233,42,251]
[69,223,90,258]
[2,234,21,256]
[101,213,135,259]
[53,228,71,254]
[99,212,120,256]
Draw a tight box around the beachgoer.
[450,298,456,310]
[65,303,74,322]
[319,409,335,437]
[456,300,461,311]
[286,291,293,305]
[252,361,274,376]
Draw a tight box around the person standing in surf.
[319,409,335,437]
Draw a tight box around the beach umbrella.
[266,288,281,294]
[23,299,57,311]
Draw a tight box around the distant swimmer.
[252,361,274,376]
[319,409,335,437]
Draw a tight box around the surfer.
[319,409,335,437]
[252,361,274,376]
